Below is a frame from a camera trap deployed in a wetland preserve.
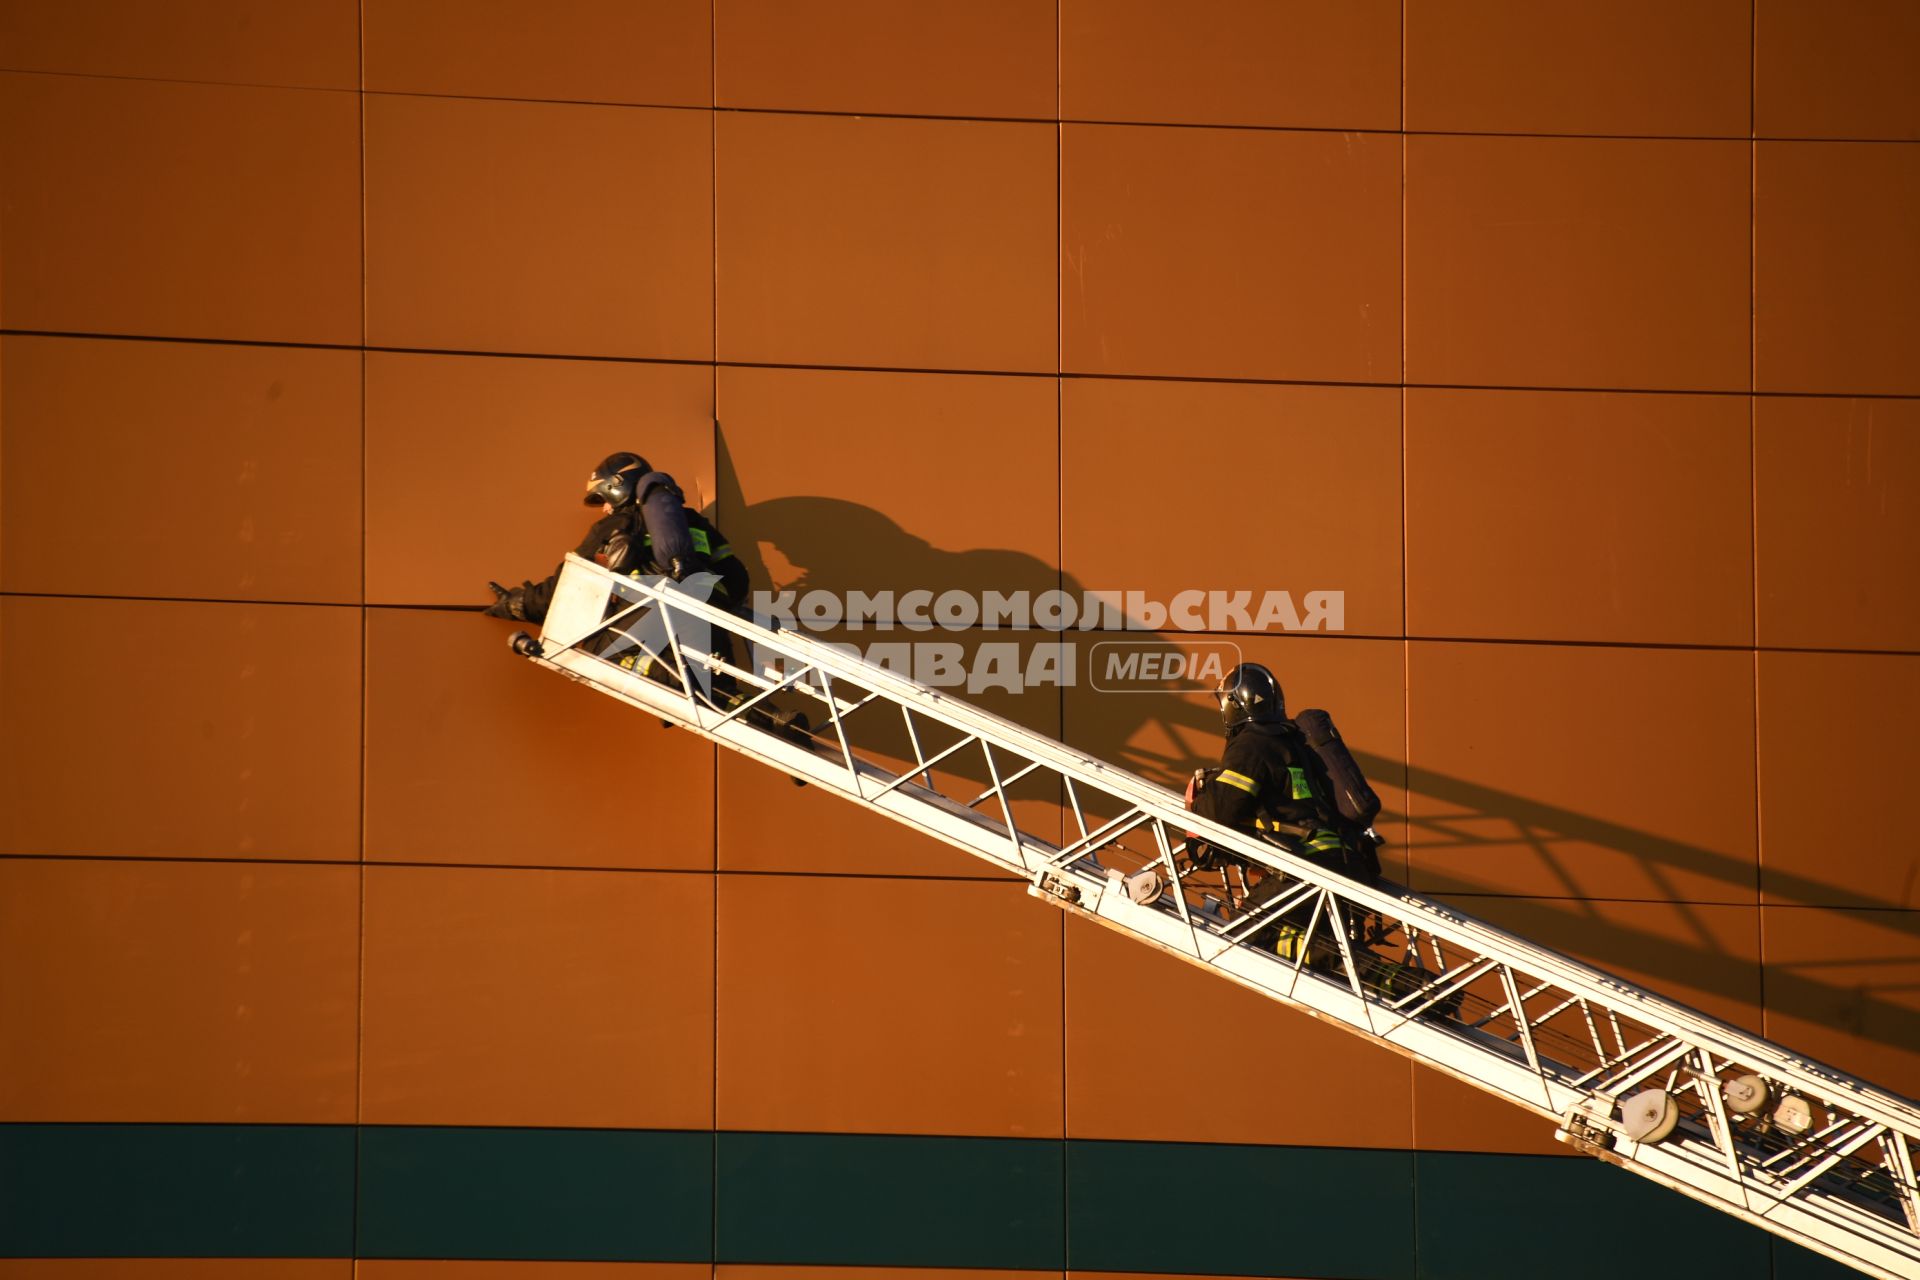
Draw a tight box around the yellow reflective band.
[1308,831,1344,852]
[713,543,734,560]
[1217,770,1259,795]
[691,528,712,553]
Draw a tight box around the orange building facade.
[2,3,1918,1279]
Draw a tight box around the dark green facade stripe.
[0,1123,354,1258]
[1069,1139,1417,1279]
[1775,1235,1879,1279]
[1414,1151,1771,1280]
[356,1126,711,1261]
[0,1124,1881,1276]
[715,1131,1064,1270]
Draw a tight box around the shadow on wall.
[1374,755,1920,1074]
[704,437,1918,1079]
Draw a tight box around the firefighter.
[484,451,748,625]
[1187,662,1354,961]
[483,450,779,720]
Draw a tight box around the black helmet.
[1216,663,1284,729]
[583,451,651,508]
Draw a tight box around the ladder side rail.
[534,558,1920,1276]
[581,559,1920,1137]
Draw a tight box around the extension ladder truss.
[517,554,1920,1280]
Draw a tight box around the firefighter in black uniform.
[485,451,748,626]
[482,450,782,721]
[1188,662,1356,961]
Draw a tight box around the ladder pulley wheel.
[1723,1074,1770,1116]
[1622,1089,1681,1144]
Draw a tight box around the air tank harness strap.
[637,527,735,561]
[1254,817,1347,855]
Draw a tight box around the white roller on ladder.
[512,553,1920,1280]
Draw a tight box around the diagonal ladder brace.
[513,554,1920,1280]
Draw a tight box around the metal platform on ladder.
[512,553,1920,1280]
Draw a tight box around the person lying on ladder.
[482,450,804,739]
[484,450,748,633]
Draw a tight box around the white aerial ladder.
[511,553,1920,1280]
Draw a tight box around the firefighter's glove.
[484,581,528,620]
[1187,839,1218,872]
